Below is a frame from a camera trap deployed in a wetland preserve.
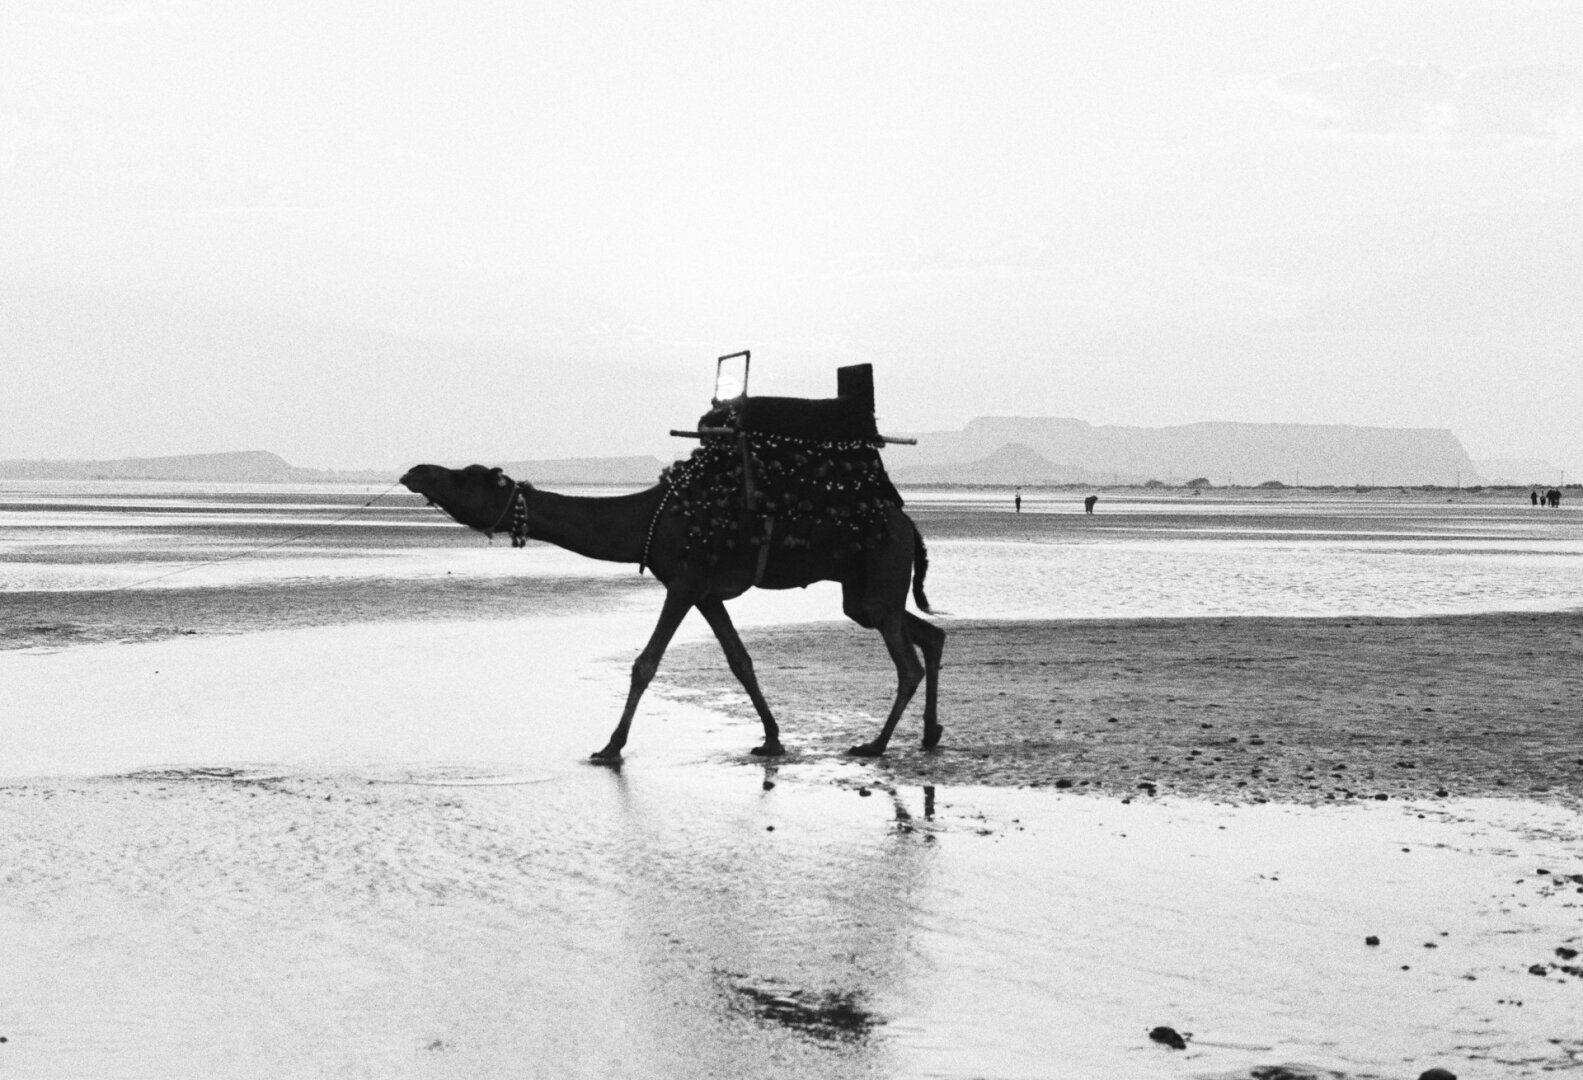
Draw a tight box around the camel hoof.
[750,741,785,758]
[922,723,944,750]
[846,742,885,758]
[588,749,623,766]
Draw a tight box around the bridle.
[639,481,672,576]
[486,481,530,548]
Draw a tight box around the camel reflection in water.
[595,765,940,1075]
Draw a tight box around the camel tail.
[911,528,933,614]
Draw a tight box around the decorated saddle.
[657,364,904,569]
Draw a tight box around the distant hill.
[0,450,390,483]
[0,450,670,486]
[885,418,1482,487]
[895,443,1088,485]
[2,425,1487,488]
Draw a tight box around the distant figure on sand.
[1531,490,1540,506]
[1014,489,1022,514]
[1548,489,1562,508]
[1084,495,1098,515]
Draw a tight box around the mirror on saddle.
[712,350,750,404]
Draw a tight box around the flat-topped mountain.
[886,418,1482,487]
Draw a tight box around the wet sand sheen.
[2,769,1580,1079]
[0,614,1580,1077]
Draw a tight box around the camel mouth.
[399,465,438,497]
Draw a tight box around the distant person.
[1014,489,1022,514]
[1531,490,1540,506]
[1548,489,1562,508]
[1084,495,1098,515]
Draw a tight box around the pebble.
[1418,1069,1457,1080]
[1365,936,1380,946]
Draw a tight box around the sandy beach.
[3,487,1582,1078]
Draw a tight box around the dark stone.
[1557,947,1579,960]
[1418,1069,1458,1080]
[1528,964,1548,976]
[1147,1026,1187,1050]
[1365,936,1380,946]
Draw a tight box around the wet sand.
[656,611,1583,804]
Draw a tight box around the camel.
[399,462,944,763]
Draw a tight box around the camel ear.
[492,468,507,487]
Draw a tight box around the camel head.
[400,463,525,537]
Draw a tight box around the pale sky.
[3,1,1580,475]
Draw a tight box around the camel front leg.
[848,611,924,758]
[591,586,696,763]
[696,598,784,757]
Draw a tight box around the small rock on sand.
[1418,1069,1457,1080]
[1148,1025,1187,1049]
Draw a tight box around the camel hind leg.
[906,611,945,749]
[846,609,924,758]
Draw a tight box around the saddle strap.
[752,516,776,587]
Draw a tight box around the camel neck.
[519,485,663,565]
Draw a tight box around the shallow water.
[908,491,1583,618]
[4,484,1580,640]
